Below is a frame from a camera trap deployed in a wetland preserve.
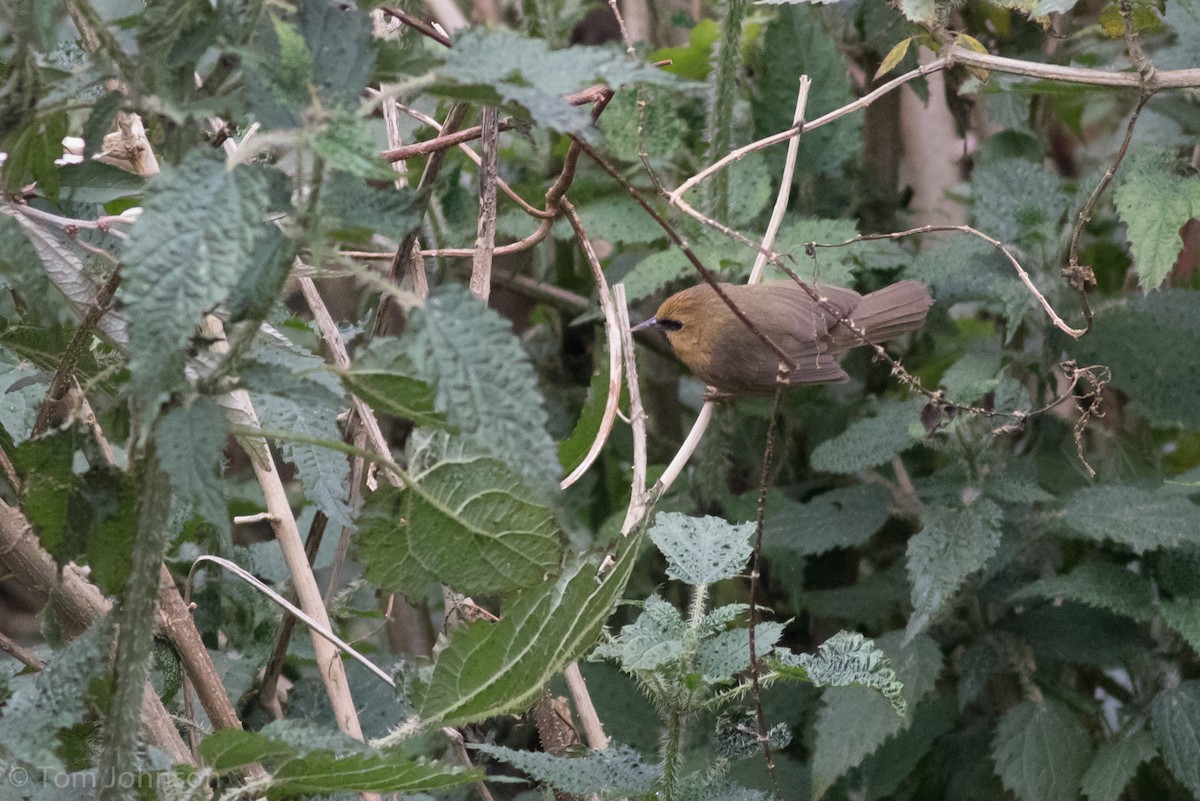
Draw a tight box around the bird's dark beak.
[630,317,658,333]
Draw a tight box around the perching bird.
[631,280,932,397]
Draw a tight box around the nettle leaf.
[156,396,230,535]
[312,116,397,181]
[227,225,295,324]
[254,392,353,529]
[559,364,622,472]
[403,285,559,494]
[905,498,1002,640]
[696,622,785,684]
[598,86,688,164]
[560,195,667,247]
[435,29,675,134]
[321,170,423,237]
[414,532,639,726]
[337,337,450,431]
[649,512,753,585]
[0,348,48,444]
[1070,291,1200,429]
[993,699,1093,801]
[473,743,660,796]
[764,483,891,557]
[357,456,561,599]
[619,232,743,304]
[200,726,478,798]
[1161,598,1200,654]
[0,616,114,769]
[1114,155,1200,290]
[119,153,278,412]
[1152,682,1200,795]
[773,631,907,717]
[592,595,687,672]
[972,158,1069,247]
[760,218,861,286]
[1081,727,1158,801]
[807,631,941,800]
[57,161,146,205]
[1061,485,1200,554]
[1010,561,1155,623]
[811,398,925,475]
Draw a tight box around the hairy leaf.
[414,531,639,726]
[1153,682,1200,795]
[1061,485,1200,554]
[993,699,1092,801]
[1114,155,1200,290]
[119,153,277,411]
[357,456,560,598]
[905,499,1002,640]
[321,170,422,236]
[156,397,230,534]
[696,622,785,684]
[650,512,754,585]
[1081,728,1157,801]
[1161,598,1200,654]
[811,398,924,475]
[764,483,892,557]
[337,337,450,431]
[1010,561,1155,622]
[774,631,909,717]
[473,743,659,796]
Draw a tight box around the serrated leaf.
[764,483,892,557]
[254,392,353,529]
[403,285,559,493]
[119,153,277,412]
[899,0,936,23]
[1061,485,1200,554]
[1069,291,1200,428]
[414,531,639,726]
[227,225,294,323]
[774,631,910,717]
[811,398,924,475]
[992,699,1092,801]
[1114,158,1200,290]
[807,631,941,800]
[558,364,620,472]
[156,396,230,534]
[649,512,754,585]
[0,348,48,444]
[756,218,860,286]
[337,338,450,431]
[435,30,675,134]
[57,161,146,205]
[875,37,912,79]
[0,616,114,768]
[1161,598,1200,654]
[474,743,659,796]
[312,116,397,181]
[1010,561,1155,623]
[593,595,687,671]
[696,622,785,684]
[1081,728,1157,801]
[15,424,87,562]
[81,89,123,160]
[563,195,668,246]
[321,171,422,237]
[906,499,1002,640]
[619,233,743,304]
[1152,682,1200,795]
[357,456,560,598]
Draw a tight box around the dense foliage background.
[1,0,1199,799]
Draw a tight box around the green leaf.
[357,456,561,598]
[875,37,913,79]
[81,89,123,160]
[1152,682,1200,796]
[1114,154,1200,290]
[811,398,924,475]
[1010,561,1155,623]
[0,348,49,444]
[320,171,423,238]
[414,531,640,726]
[559,364,619,472]
[648,19,720,79]
[57,161,146,205]
[156,396,230,535]
[764,483,892,557]
[764,218,861,286]
[337,338,450,431]
[598,85,688,163]
[1061,485,1200,554]
[119,153,277,412]
[1081,728,1157,801]
[898,0,937,22]
[649,512,754,585]
[404,285,559,493]
[1069,291,1200,428]
[592,595,687,671]
[992,699,1093,801]
[473,743,660,796]
[435,30,675,134]
[905,499,1003,640]
[807,631,941,800]
[619,232,744,304]
[972,159,1069,247]
[227,225,295,323]
[565,195,669,246]
[0,616,114,769]
[696,622,786,684]
[1161,598,1200,654]
[15,425,83,563]
[254,392,353,529]
[773,631,909,717]
[312,116,397,181]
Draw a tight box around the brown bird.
[631,280,933,397]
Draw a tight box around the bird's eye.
[658,318,683,331]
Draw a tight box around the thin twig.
[615,284,648,536]
[469,107,500,302]
[378,6,452,47]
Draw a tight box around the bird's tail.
[836,280,933,347]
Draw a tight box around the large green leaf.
[357,456,561,599]
[473,743,660,796]
[1114,155,1200,290]
[1061,485,1200,554]
[772,630,907,717]
[119,153,278,412]
[906,499,1003,639]
[1152,682,1200,796]
[336,337,450,432]
[1081,728,1158,801]
[403,285,559,493]
[413,530,640,726]
[764,483,892,557]
[1010,561,1155,623]
[156,396,230,535]
[992,699,1092,801]
[811,398,925,475]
